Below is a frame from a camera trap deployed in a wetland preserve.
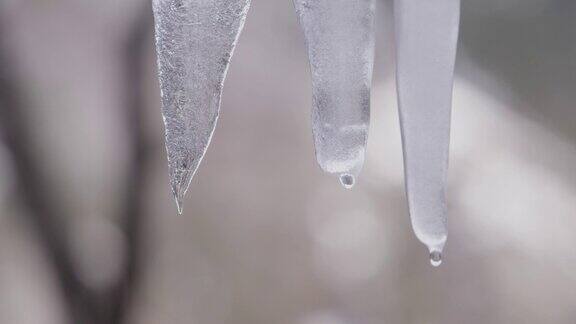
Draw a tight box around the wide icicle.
[394,0,460,266]
[152,0,250,213]
[294,0,375,189]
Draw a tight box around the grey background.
[0,0,575,323]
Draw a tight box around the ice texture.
[152,0,250,213]
[394,0,460,261]
[294,0,375,188]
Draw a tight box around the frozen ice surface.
[294,0,375,188]
[395,0,460,257]
[152,0,251,213]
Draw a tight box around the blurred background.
[0,0,575,323]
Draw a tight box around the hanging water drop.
[152,0,251,213]
[394,0,460,256]
[339,173,355,189]
[429,250,442,267]
[294,0,375,186]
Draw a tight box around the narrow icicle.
[394,0,460,263]
[152,0,250,213]
[294,0,375,188]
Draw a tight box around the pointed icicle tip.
[429,250,442,267]
[339,173,355,189]
[171,183,186,215]
[175,198,184,215]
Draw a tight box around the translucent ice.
[152,0,250,213]
[394,0,460,260]
[294,0,375,188]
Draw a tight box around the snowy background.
[0,0,575,323]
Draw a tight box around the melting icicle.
[294,0,375,188]
[394,0,460,262]
[152,0,251,213]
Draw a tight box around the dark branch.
[0,4,154,324]
[108,4,154,324]
[0,18,100,324]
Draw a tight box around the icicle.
[152,0,251,213]
[394,0,460,264]
[294,0,375,189]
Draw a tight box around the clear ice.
[394,0,460,261]
[294,0,375,188]
[152,0,251,213]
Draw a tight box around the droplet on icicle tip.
[339,173,355,189]
[429,250,442,267]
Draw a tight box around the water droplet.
[339,174,355,189]
[429,250,442,267]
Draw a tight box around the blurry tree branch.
[109,4,154,324]
[0,15,96,324]
[0,3,153,324]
